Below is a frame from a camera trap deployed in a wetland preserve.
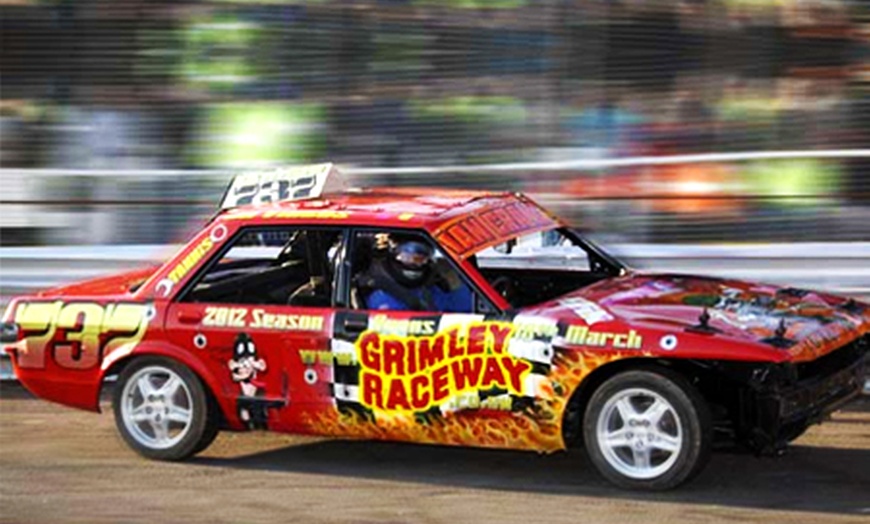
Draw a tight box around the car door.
[164,226,343,432]
[297,228,548,448]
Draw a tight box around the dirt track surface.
[1,385,869,524]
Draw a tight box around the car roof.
[220,187,505,225]
[217,187,560,258]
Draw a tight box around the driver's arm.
[366,289,408,311]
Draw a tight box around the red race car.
[2,164,867,490]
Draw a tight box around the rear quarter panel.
[3,297,159,411]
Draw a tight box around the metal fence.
[2,149,870,246]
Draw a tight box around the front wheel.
[583,368,712,490]
[113,357,217,460]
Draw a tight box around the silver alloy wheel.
[595,387,683,480]
[120,365,194,450]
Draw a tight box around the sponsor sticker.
[356,321,532,412]
[659,334,678,351]
[563,325,643,350]
[202,306,324,332]
[559,297,614,325]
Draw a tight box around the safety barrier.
[3,150,870,245]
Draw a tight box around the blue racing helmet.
[390,238,433,286]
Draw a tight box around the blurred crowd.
[1,0,868,245]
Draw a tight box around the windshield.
[472,228,623,309]
[476,229,592,271]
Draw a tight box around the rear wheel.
[113,357,217,460]
[583,368,712,490]
[192,395,222,455]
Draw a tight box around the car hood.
[529,273,870,361]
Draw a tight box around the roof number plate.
[220,163,346,209]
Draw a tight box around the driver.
[358,235,472,312]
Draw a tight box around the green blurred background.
[1,0,868,244]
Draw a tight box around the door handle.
[177,310,204,325]
[343,317,368,333]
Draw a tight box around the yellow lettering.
[334,352,353,366]
[214,307,228,327]
[203,307,217,327]
[14,301,63,368]
[481,395,512,411]
[564,326,643,350]
[167,237,216,284]
[230,308,247,328]
[250,309,264,328]
[101,304,149,355]
[54,303,104,369]
[13,301,148,370]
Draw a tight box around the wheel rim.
[595,387,683,480]
[121,366,193,450]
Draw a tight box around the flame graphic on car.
[301,349,627,451]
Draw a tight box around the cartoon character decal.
[228,333,282,429]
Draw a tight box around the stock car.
[2,164,868,490]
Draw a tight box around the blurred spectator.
[0,0,868,245]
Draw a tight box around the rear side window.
[183,227,343,307]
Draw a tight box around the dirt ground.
[1,385,869,524]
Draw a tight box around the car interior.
[184,228,341,306]
[182,225,620,312]
[349,230,475,312]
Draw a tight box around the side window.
[349,230,477,313]
[184,227,343,307]
[477,229,591,271]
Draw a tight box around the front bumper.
[742,338,867,453]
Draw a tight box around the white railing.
[4,149,870,245]
[2,149,869,179]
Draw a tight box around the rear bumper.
[0,322,18,343]
[1,322,18,380]
[0,355,15,381]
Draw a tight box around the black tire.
[113,357,217,461]
[191,394,222,455]
[582,368,712,490]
